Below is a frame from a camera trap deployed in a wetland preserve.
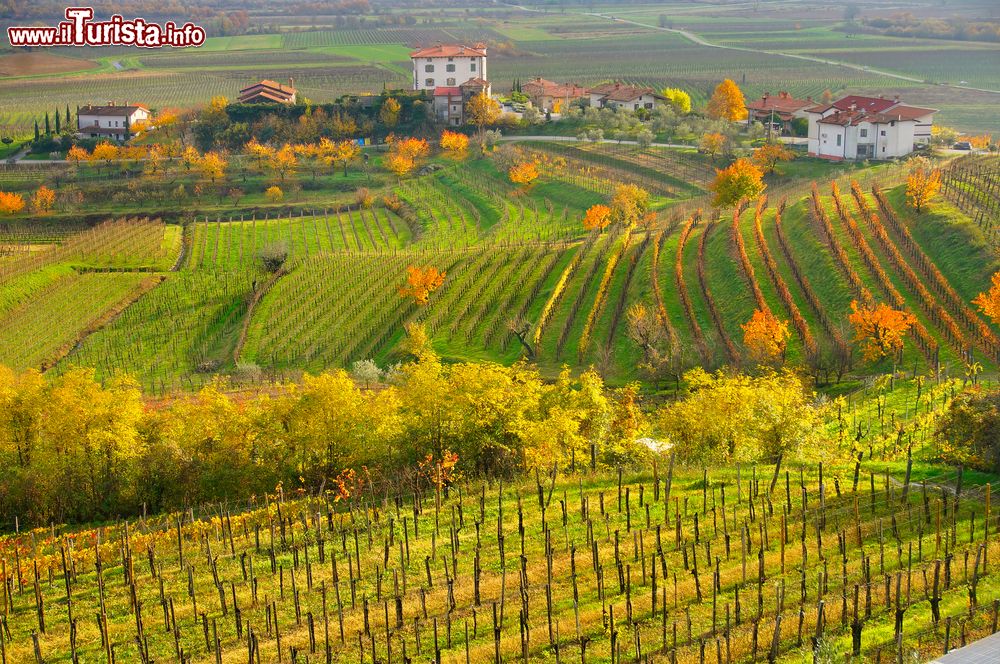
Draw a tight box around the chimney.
[849,102,857,112]
[289,77,295,89]
[893,95,900,102]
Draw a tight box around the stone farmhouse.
[76,102,150,141]
[238,79,297,104]
[588,82,665,112]
[806,94,937,160]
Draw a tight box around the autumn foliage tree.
[583,203,612,231]
[905,161,942,212]
[610,183,651,226]
[710,158,766,208]
[0,191,25,215]
[848,299,915,361]
[699,132,727,161]
[509,161,539,187]
[440,130,470,158]
[379,97,402,127]
[400,265,446,304]
[385,137,430,177]
[751,142,794,174]
[465,92,502,146]
[742,308,791,364]
[973,272,1000,324]
[706,79,747,121]
[31,186,56,214]
[660,87,691,114]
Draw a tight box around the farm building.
[744,91,813,133]
[76,102,150,141]
[588,82,665,112]
[237,79,297,104]
[410,44,488,92]
[805,94,937,160]
[521,77,588,113]
[432,78,491,126]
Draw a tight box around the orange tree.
[710,158,765,208]
[399,265,446,305]
[509,161,539,187]
[741,308,790,364]
[583,204,612,231]
[465,92,501,147]
[699,132,727,161]
[848,299,915,361]
[440,130,470,158]
[0,191,25,215]
[751,143,794,174]
[31,186,56,214]
[973,271,1000,324]
[706,79,747,121]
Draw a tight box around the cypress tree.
[65,105,71,127]
[34,120,40,142]
[124,116,131,141]
[55,109,60,134]
[44,113,50,135]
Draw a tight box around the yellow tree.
[92,142,119,171]
[198,151,227,183]
[699,132,727,161]
[385,137,429,177]
[906,163,942,213]
[973,272,1000,324]
[0,191,25,215]
[583,204,612,231]
[181,146,200,173]
[265,186,283,203]
[440,130,470,158]
[706,79,747,121]
[67,145,89,164]
[660,88,691,114]
[31,186,56,214]
[465,92,501,146]
[330,140,361,177]
[245,139,274,175]
[848,299,915,362]
[741,309,791,363]
[509,161,539,187]
[710,158,766,208]
[379,97,402,128]
[610,183,650,226]
[751,143,794,174]
[386,152,415,177]
[399,265,446,305]
[268,144,298,182]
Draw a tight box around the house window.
[425,78,434,87]
[880,130,886,137]
[446,78,456,86]
[645,103,653,109]
[446,64,456,73]
[634,104,640,110]
[836,134,842,147]
[470,63,476,72]
[860,128,868,138]
[425,64,434,73]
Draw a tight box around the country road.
[499,2,1000,97]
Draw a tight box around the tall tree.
[706,79,748,121]
[848,299,915,361]
[710,158,766,208]
[905,161,942,212]
[465,92,501,148]
[742,308,790,364]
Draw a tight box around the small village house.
[76,102,150,141]
[238,79,297,104]
[588,82,665,112]
[806,94,936,160]
[410,44,491,125]
[521,77,588,113]
[744,91,813,134]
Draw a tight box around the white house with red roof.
[76,102,150,141]
[588,82,664,112]
[806,94,936,160]
[410,44,490,125]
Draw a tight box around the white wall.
[77,108,149,130]
[413,55,485,91]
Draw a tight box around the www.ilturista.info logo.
[7,7,206,48]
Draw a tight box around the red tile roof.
[817,104,937,127]
[808,95,898,114]
[745,91,812,114]
[522,77,588,99]
[589,82,661,103]
[410,44,486,58]
[460,77,490,88]
[238,80,296,103]
[433,87,463,96]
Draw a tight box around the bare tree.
[508,316,535,359]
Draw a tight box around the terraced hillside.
[0,146,995,390]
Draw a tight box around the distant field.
[0,52,96,76]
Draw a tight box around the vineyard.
[0,146,991,390]
[3,446,1000,663]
